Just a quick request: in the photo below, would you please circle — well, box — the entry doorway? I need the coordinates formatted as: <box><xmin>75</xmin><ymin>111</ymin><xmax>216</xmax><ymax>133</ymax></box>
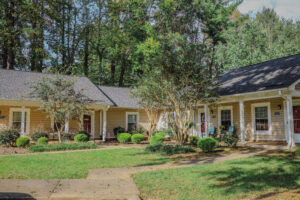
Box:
<box><xmin>294</xmin><ymin>106</ymin><xmax>300</xmax><ymax>143</ymax></box>
<box><xmin>198</xmin><ymin>109</ymin><xmax>206</xmax><ymax>137</ymax></box>
<box><xmin>83</xmin><ymin>114</ymin><xmax>91</xmax><ymax>133</ymax></box>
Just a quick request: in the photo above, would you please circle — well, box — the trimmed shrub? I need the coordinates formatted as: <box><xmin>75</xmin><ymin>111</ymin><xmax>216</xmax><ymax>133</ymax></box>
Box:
<box><xmin>74</xmin><ymin>134</ymin><xmax>89</xmax><ymax>142</ymax></box>
<box><xmin>76</xmin><ymin>130</ymin><xmax>90</xmax><ymax>140</ymax></box>
<box><xmin>31</xmin><ymin>131</ymin><xmax>48</xmax><ymax>141</ymax></box>
<box><xmin>131</xmin><ymin>134</ymin><xmax>145</xmax><ymax>144</ymax></box>
<box><xmin>197</xmin><ymin>137</ymin><xmax>219</xmax><ymax>152</ymax></box>
<box><xmin>16</xmin><ymin>137</ymin><xmax>30</xmax><ymax>148</ymax></box>
<box><xmin>117</xmin><ymin>133</ymin><xmax>132</xmax><ymax>143</ymax></box>
<box><xmin>189</xmin><ymin>136</ymin><xmax>199</xmax><ymax>146</ymax></box>
<box><xmin>37</xmin><ymin>137</ymin><xmax>48</xmax><ymax>145</ymax></box>
<box><xmin>145</xmin><ymin>144</ymin><xmax>195</xmax><ymax>155</ymax></box>
<box><xmin>150</xmin><ymin>135</ymin><xmax>164</xmax><ymax>145</ymax></box>
<box><xmin>223</xmin><ymin>135</ymin><xmax>238</xmax><ymax>147</ymax></box>
<box><xmin>154</xmin><ymin>132</ymin><xmax>165</xmax><ymax>138</ymax></box>
<box><xmin>0</xmin><ymin>129</ymin><xmax>20</xmax><ymax>146</ymax></box>
<box><xmin>28</xmin><ymin>142</ymin><xmax>97</xmax><ymax>152</ymax></box>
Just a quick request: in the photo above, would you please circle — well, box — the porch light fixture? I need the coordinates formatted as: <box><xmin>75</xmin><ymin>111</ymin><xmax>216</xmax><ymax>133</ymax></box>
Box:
<box><xmin>277</xmin><ymin>104</ymin><xmax>282</xmax><ymax>110</ymax></box>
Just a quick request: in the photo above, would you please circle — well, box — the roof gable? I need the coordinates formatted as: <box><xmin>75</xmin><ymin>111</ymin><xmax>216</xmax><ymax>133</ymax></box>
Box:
<box><xmin>0</xmin><ymin>69</ymin><xmax>112</xmax><ymax>105</ymax></box>
<box><xmin>218</xmin><ymin>54</ymin><xmax>300</xmax><ymax>96</ymax></box>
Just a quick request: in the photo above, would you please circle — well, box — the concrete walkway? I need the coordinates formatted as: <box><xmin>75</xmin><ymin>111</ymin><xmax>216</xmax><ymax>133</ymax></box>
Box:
<box><xmin>0</xmin><ymin>148</ymin><xmax>272</xmax><ymax>200</ymax></box>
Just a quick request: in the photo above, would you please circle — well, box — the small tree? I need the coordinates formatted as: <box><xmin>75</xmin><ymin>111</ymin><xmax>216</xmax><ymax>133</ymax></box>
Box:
<box><xmin>30</xmin><ymin>75</ymin><xmax>91</xmax><ymax>142</ymax></box>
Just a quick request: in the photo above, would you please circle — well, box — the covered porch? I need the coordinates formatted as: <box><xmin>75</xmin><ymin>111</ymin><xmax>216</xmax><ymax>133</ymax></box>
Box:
<box><xmin>192</xmin><ymin>89</ymin><xmax>300</xmax><ymax>148</ymax></box>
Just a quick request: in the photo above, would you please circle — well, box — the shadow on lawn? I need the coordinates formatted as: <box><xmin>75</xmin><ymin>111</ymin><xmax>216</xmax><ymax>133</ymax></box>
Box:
<box><xmin>0</xmin><ymin>192</ymin><xmax>36</xmax><ymax>200</ymax></box>
<box><xmin>204</xmin><ymin>156</ymin><xmax>300</xmax><ymax>199</ymax></box>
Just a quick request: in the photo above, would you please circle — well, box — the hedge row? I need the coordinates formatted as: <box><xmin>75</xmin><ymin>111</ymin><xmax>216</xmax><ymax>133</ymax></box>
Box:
<box><xmin>28</xmin><ymin>142</ymin><xmax>97</xmax><ymax>152</ymax></box>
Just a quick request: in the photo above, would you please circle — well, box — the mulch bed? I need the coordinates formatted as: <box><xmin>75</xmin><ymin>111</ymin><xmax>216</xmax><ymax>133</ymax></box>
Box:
<box><xmin>0</xmin><ymin>146</ymin><xmax>30</xmax><ymax>155</ymax></box>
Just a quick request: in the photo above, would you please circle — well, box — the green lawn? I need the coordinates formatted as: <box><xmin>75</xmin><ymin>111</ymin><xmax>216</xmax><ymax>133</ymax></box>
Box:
<box><xmin>0</xmin><ymin>148</ymin><xmax>170</xmax><ymax>179</ymax></box>
<box><xmin>133</xmin><ymin>156</ymin><xmax>300</xmax><ymax>200</ymax></box>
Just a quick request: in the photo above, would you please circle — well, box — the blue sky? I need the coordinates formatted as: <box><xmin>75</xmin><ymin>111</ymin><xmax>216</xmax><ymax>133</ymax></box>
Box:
<box><xmin>238</xmin><ymin>0</ymin><xmax>300</xmax><ymax>20</ymax></box>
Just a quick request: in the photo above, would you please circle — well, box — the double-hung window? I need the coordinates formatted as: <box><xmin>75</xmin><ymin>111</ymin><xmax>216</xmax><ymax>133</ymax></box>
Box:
<box><xmin>9</xmin><ymin>108</ymin><xmax>30</xmax><ymax>134</ymax></box>
<box><xmin>126</xmin><ymin>112</ymin><xmax>139</xmax><ymax>132</ymax></box>
<box><xmin>218</xmin><ymin>106</ymin><xmax>233</xmax><ymax>131</ymax></box>
<box><xmin>252</xmin><ymin>103</ymin><xmax>271</xmax><ymax>134</ymax></box>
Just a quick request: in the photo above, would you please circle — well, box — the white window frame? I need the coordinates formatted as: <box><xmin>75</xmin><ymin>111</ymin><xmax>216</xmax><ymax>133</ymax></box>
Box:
<box><xmin>9</xmin><ymin>108</ymin><xmax>31</xmax><ymax>134</ymax></box>
<box><xmin>218</xmin><ymin>106</ymin><xmax>233</xmax><ymax>130</ymax></box>
<box><xmin>126</xmin><ymin>112</ymin><xmax>139</xmax><ymax>131</ymax></box>
<box><xmin>251</xmin><ymin>102</ymin><xmax>272</xmax><ymax>135</ymax></box>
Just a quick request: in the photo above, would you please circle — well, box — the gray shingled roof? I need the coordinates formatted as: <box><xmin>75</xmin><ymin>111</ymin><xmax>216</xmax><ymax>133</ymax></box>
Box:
<box><xmin>97</xmin><ymin>86</ymin><xmax>140</xmax><ymax>108</ymax></box>
<box><xmin>0</xmin><ymin>69</ymin><xmax>113</xmax><ymax>105</ymax></box>
<box><xmin>219</xmin><ymin>54</ymin><xmax>300</xmax><ymax>96</ymax></box>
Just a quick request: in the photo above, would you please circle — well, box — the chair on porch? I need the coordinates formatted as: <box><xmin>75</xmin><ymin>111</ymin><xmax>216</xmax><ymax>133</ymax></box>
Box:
<box><xmin>226</xmin><ymin>126</ymin><xmax>235</xmax><ymax>136</ymax></box>
<box><xmin>208</xmin><ymin>126</ymin><xmax>216</xmax><ymax>137</ymax></box>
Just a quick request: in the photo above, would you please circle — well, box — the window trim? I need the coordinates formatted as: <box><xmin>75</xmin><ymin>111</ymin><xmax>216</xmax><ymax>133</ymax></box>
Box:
<box><xmin>218</xmin><ymin>106</ymin><xmax>233</xmax><ymax>130</ymax></box>
<box><xmin>126</xmin><ymin>112</ymin><xmax>139</xmax><ymax>131</ymax></box>
<box><xmin>251</xmin><ymin>102</ymin><xmax>272</xmax><ymax>135</ymax></box>
<box><xmin>9</xmin><ymin>108</ymin><xmax>31</xmax><ymax>134</ymax></box>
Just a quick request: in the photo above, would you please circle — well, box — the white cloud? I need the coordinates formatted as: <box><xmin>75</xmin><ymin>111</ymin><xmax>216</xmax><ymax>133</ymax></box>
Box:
<box><xmin>238</xmin><ymin>0</ymin><xmax>300</xmax><ymax>20</ymax></box>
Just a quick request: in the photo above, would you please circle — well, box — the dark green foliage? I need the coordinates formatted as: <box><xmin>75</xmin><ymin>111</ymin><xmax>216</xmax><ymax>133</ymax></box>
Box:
<box><xmin>145</xmin><ymin>144</ymin><xmax>163</xmax><ymax>153</ymax></box>
<box><xmin>74</xmin><ymin>134</ymin><xmax>89</xmax><ymax>142</ymax></box>
<box><xmin>150</xmin><ymin>135</ymin><xmax>164</xmax><ymax>145</ymax></box>
<box><xmin>197</xmin><ymin>138</ymin><xmax>219</xmax><ymax>152</ymax></box>
<box><xmin>154</xmin><ymin>132</ymin><xmax>165</xmax><ymax>138</ymax></box>
<box><xmin>223</xmin><ymin>135</ymin><xmax>238</xmax><ymax>147</ymax></box>
<box><xmin>0</xmin><ymin>129</ymin><xmax>20</xmax><ymax>147</ymax></box>
<box><xmin>145</xmin><ymin>144</ymin><xmax>195</xmax><ymax>155</ymax></box>
<box><xmin>31</xmin><ymin>131</ymin><xmax>48</xmax><ymax>141</ymax></box>
<box><xmin>37</xmin><ymin>137</ymin><xmax>48</xmax><ymax>145</ymax></box>
<box><xmin>117</xmin><ymin>133</ymin><xmax>132</xmax><ymax>143</ymax></box>
<box><xmin>132</xmin><ymin>128</ymin><xmax>145</xmax><ymax>134</ymax></box>
<box><xmin>165</xmin><ymin>128</ymin><xmax>173</xmax><ymax>139</ymax></box>
<box><xmin>113</xmin><ymin>127</ymin><xmax>126</xmax><ymax>136</ymax></box>
<box><xmin>189</xmin><ymin>136</ymin><xmax>200</xmax><ymax>146</ymax></box>
<box><xmin>16</xmin><ymin>137</ymin><xmax>30</xmax><ymax>148</ymax></box>
<box><xmin>28</xmin><ymin>143</ymin><xmax>98</xmax><ymax>152</ymax></box>
<box><xmin>131</xmin><ymin>134</ymin><xmax>145</xmax><ymax>144</ymax></box>
<box><xmin>76</xmin><ymin>130</ymin><xmax>90</xmax><ymax>140</ymax></box>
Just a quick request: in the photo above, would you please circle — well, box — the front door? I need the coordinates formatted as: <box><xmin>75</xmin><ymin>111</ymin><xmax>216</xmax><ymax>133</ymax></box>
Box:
<box><xmin>294</xmin><ymin>106</ymin><xmax>300</xmax><ymax>143</ymax></box>
<box><xmin>83</xmin><ymin>115</ymin><xmax>91</xmax><ymax>133</ymax></box>
<box><xmin>198</xmin><ymin>110</ymin><xmax>206</xmax><ymax>137</ymax></box>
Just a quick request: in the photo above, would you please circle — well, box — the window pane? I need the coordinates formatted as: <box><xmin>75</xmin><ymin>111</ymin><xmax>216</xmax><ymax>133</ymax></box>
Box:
<box><xmin>12</xmin><ymin>112</ymin><xmax>27</xmax><ymax>132</ymax></box>
<box><xmin>221</xmin><ymin>110</ymin><xmax>231</xmax><ymax>130</ymax></box>
<box><xmin>128</xmin><ymin>115</ymin><xmax>137</xmax><ymax>123</ymax></box>
<box><xmin>255</xmin><ymin>106</ymin><xmax>268</xmax><ymax>131</ymax></box>
<box><xmin>13</xmin><ymin>112</ymin><xmax>21</xmax><ymax>122</ymax></box>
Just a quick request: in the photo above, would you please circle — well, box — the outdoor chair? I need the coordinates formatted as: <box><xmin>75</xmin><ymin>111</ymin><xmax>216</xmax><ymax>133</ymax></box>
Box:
<box><xmin>226</xmin><ymin>126</ymin><xmax>235</xmax><ymax>136</ymax></box>
<box><xmin>208</xmin><ymin>126</ymin><xmax>216</xmax><ymax>137</ymax></box>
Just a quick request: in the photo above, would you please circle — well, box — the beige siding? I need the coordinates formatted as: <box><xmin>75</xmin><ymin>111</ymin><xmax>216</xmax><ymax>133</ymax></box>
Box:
<box><xmin>0</xmin><ymin>106</ymin><xmax>9</xmax><ymax>131</ymax></box>
<box><xmin>106</xmin><ymin>108</ymin><xmax>150</xmax><ymax>135</ymax></box>
<box><xmin>30</xmin><ymin>107</ymin><xmax>52</xmax><ymax>133</ymax></box>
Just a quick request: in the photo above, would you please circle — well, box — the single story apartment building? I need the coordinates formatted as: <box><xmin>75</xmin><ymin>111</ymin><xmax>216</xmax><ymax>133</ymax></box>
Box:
<box><xmin>0</xmin><ymin>54</ymin><xmax>299</xmax><ymax>146</ymax></box>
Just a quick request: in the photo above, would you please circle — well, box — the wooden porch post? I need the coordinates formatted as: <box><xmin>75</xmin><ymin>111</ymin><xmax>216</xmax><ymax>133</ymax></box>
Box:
<box><xmin>21</xmin><ymin>106</ymin><xmax>25</xmax><ymax>136</ymax></box>
<box><xmin>65</xmin><ymin>118</ymin><xmax>69</xmax><ymax>133</ymax></box>
<box><xmin>286</xmin><ymin>95</ymin><xmax>295</xmax><ymax>149</ymax></box>
<box><xmin>204</xmin><ymin>104</ymin><xmax>209</xmax><ymax>137</ymax></box>
<box><xmin>102</xmin><ymin>110</ymin><xmax>107</xmax><ymax>142</ymax></box>
<box><xmin>239</xmin><ymin>100</ymin><xmax>245</xmax><ymax>144</ymax></box>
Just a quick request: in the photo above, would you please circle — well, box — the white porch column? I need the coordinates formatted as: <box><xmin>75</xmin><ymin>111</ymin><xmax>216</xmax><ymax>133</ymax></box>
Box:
<box><xmin>204</xmin><ymin>104</ymin><xmax>209</xmax><ymax>137</ymax></box>
<box><xmin>239</xmin><ymin>100</ymin><xmax>245</xmax><ymax>145</ymax></box>
<box><xmin>91</xmin><ymin>111</ymin><xmax>95</xmax><ymax>139</ymax></box>
<box><xmin>21</xmin><ymin>106</ymin><xmax>25</xmax><ymax>136</ymax></box>
<box><xmin>286</xmin><ymin>95</ymin><xmax>295</xmax><ymax>149</ymax></box>
<box><xmin>65</xmin><ymin>118</ymin><xmax>69</xmax><ymax>133</ymax></box>
<box><xmin>102</xmin><ymin>110</ymin><xmax>107</xmax><ymax>142</ymax></box>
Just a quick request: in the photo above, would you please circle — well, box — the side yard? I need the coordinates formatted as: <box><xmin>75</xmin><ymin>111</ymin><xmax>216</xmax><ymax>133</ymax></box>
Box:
<box><xmin>133</xmin><ymin>154</ymin><xmax>300</xmax><ymax>200</ymax></box>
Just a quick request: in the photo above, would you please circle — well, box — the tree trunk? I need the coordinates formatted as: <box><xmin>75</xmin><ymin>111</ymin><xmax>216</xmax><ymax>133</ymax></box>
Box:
<box><xmin>119</xmin><ymin>55</ymin><xmax>126</xmax><ymax>87</ymax></box>
<box><xmin>6</xmin><ymin>1</ymin><xmax>15</xmax><ymax>69</ymax></box>
<box><xmin>110</xmin><ymin>59</ymin><xmax>115</xmax><ymax>84</ymax></box>
<box><xmin>1</xmin><ymin>41</ymin><xmax>8</xmax><ymax>69</ymax></box>
<box><xmin>83</xmin><ymin>27</ymin><xmax>89</xmax><ymax>76</ymax></box>
<box><xmin>97</xmin><ymin>48</ymin><xmax>103</xmax><ymax>85</ymax></box>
